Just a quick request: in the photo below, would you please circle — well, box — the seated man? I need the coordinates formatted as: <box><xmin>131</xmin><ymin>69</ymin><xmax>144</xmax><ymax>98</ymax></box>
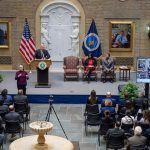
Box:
<box><xmin>101</xmin><ymin>53</ymin><xmax>115</xmax><ymax>83</ymax></box>
<box><xmin>83</xmin><ymin>54</ymin><xmax>97</xmax><ymax>82</ymax></box>
<box><xmin>4</xmin><ymin>105</ymin><xmax>23</xmax><ymax>138</ymax></box>
<box><xmin>106</xmin><ymin>121</ymin><xmax>124</xmax><ymax>141</ymax></box>
<box><xmin>5</xmin><ymin>105</ymin><xmax>23</xmax><ymax>122</ymax></box>
<box><xmin>126</xmin><ymin>126</ymin><xmax>147</xmax><ymax>150</ymax></box>
<box><xmin>101</xmin><ymin>92</ymin><xmax>117</xmax><ymax>107</ymax></box>
<box><xmin>14</xmin><ymin>89</ymin><xmax>30</xmax><ymax>117</ymax></box>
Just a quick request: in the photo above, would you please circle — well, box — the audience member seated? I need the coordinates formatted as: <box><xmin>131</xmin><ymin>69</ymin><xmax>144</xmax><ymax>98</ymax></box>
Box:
<box><xmin>121</xmin><ymin>110</ymin><xmax>135</xmax><ymax>125</ymax></box>
<box><xmin>98</xmin><ymin>111</ymin><xmax>115</xmax><ymax>145</ymax></box>
<box><xmin>0</xmin><ymin>89</ymin><xmax>13</xmax><ymax>106</ymax></box>
<box><xmin>138</xmin><ymin>110</ymin><xmax>150</xmax><ymax>125</ymax></box>
<box><xmin>14</xmin><ymin>89</ymin><xmax>30</xmax><ymax>115</ymax></box>
<box><xmin>119</xmin><ymin>100</ymin><xmax>135</xmax><ymax>118</ymax></box>
<box><xmin>101</xmin><ymin>91</ymin><xmax>116</xmax><ymax>107</ymax></box>
<box><xmin>126</xmin><ymin>126</ymin><xmax>147</xmax><ymax>150</ymax></box>
<box><xmin>4</xmin><ymin>105</ymin><xmax>23</xmax><ymax>138</ymax></box>
<box><xmin>101</xmin><ymin>110</ymin><xmax>114</xmax><ymax>125</ymax></box>
<box><xmin>0</xmin><ymin>117</ymin><xmax>4</xmax><ymax>134</ymax></box>
<box><xmin>83</xmin><ymin>54</ymin><xmax>97</xmax><ymax>83</ymax></box>
<box><xmin>106</xmin><ymin>121</ymin><xmax>125</xmax><ymax>149</ymax></box>
<box><xmin>145</xmin><ymin>124</ymin><xmax>150</xmax><ymax>146</ymax></box>
<box><xmin>134</xmin><ymin>112</ymin><xmax>143</xmax><ymax>126</ymax></box>
<box><xmin>0</xmin><ymin>100</ymin><xmax>8</xmax><ymax>114</ymax></box>
<box><xmin>100</xmin><ymin>99</ymin><xmax>116</xmax><ymax>118</ymax></box>
<box><xmin>101</xmin><ymin>53</ymin><xmax>115</xmax><ymax>83</ymax></box>
<box><xmin>0</xmin><ymin>100</ymin><xmax>8</xmax><ymax>121</ymax></box>
<box><xmin>134</xmin><ymin>92</ymin><xmax>148</xmax><ymax>113</ymax></box>
<box><xmin>87</xmin><ymin>90</ymin><xmax>98</xmax><ymax>105</ymax></box>
<box><xmin>117</xmin><ymin>92</ymin><xmax>130</xmax><ymax>114</ymax></box>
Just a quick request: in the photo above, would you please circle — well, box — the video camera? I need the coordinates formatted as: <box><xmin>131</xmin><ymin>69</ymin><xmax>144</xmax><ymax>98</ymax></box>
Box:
<box><xmin>48</xmin><ymin>95</ymin><xmax>54</xmax><ymax>104</ymax></box>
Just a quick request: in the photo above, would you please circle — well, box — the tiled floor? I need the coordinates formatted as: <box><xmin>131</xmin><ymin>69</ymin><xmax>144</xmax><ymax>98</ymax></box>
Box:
<box><xmin>4</xmin><ymin>104</ymin><xmax>105</xmax><ymax>150</ymax></box>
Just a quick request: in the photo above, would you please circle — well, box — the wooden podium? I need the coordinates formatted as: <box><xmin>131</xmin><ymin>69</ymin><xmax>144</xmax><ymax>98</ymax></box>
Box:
<box><xmin>34</xmin><ymin>59</ymin><xmax>52</xmax><ymax>88</ymax></box>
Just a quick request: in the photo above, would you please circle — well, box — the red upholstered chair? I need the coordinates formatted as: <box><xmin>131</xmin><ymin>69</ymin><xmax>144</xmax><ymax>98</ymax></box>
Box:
<box><xmin>81</xmin><ymin>57</ymin><xmax>98</xmax><ymax>81</ymax></box>
<box><xmin>63</xmin><ymin>56</ymin><xmax>79</xmax><ymax>81</ymax></box>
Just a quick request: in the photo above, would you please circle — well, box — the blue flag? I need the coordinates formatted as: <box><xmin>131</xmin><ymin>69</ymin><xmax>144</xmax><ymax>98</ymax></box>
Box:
<box><xmin>82</xmin><ymin>20</ymin><xmax>102</xmax><ymax>57</ymax></box>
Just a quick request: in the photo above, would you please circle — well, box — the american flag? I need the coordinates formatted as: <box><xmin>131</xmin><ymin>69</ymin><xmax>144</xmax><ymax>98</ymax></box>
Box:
<box><xmin>19</xmin><ymin>18</ymin><xmax>36</xmax><ymax>64</ymax></box>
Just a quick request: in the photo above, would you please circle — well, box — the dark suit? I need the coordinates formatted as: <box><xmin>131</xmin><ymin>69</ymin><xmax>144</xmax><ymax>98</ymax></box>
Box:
<box><xmin>5</xmin><ymin>111</ymin><xmax>23</xmax><ymax>122</ymax></box>
<box><xmin>126</xmin><ymin>135</ymin><xmax>147</xmax><ymax>150</ymax></box>
<box><xmin>101</xmin><ymin>117</ymin><xmax>114</xmax><ymax>124</ymax></box>
<box><xmin>14</xmin><ymin>94</ymin><xmax>30</xmax><ymax>115</ymax></box>
<box><xmin>14</xmin><ymin>95</ymin><xmax>28</xmax><ymax>104</ymax></box>
<box><xmin>106</xmin><ymin>127</ymin><xmax>124</xmax><ymax>140</ymax></box>
<box><xmin>34</xmin><ymin>49</ymin><xmax>50</xmax><ymax>59</ymax></box>
<box><xmin>0</xmin><ymin>105</ymin><xmax>8</xmax><ymax>113</ymax></box>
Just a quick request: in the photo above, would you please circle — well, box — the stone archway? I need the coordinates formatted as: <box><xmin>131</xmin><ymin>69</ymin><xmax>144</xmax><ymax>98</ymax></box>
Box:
<box><xmin>41</xmin><ymin>2</ymin><xmax>80</xmax><ymax>61</ymax></box>
<box><xmin>36</xmin><ymin>0</ymin><xmax>85</xmax><ymax>71</ymax></box>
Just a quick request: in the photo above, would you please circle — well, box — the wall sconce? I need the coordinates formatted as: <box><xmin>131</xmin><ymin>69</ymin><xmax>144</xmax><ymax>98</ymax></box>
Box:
<box><xmin>147</xmin><ymin>24</ymin><xmax>150</xmax><ymax>38</ymax></box>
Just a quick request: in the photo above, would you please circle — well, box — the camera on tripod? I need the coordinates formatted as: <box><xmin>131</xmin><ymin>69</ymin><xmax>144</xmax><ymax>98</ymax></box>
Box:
<box><xmin>46</xmin><ymin>94</ymin><xmax>68</xmax><ymax>139</ymax></box>
<box><xmin>48</xmin><ymin>95</ymin><xmax>54</xmax><ymax>104</ymax></box>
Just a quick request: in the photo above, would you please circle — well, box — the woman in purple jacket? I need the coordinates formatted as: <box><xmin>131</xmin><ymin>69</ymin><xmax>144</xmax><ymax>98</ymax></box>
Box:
<box><xmin>15</xmin><ymin>64</ymin><xmax>29</xmax><ymax>95</ymax></box>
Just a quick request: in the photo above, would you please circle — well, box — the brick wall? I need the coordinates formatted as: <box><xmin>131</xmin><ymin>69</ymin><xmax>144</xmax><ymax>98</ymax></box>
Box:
<box><xmin>0</xmin><ymin>0</ymin><xmax>150</xmax><ymax>69</ymax></box>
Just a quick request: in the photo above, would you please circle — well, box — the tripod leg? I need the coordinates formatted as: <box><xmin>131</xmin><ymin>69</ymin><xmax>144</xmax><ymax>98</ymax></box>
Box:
<box><xmin>45</xmin><ymin>104</ymin><xmax>52</xmax><ymax>122</ymax></box>
<box><xmin>51</xmin><ymin>105</ymin><xmax>68</xmax><ymax>139</ymax></box>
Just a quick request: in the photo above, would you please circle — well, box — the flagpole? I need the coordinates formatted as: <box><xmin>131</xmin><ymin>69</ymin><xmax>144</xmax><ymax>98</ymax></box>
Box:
<box><xmin>29</xmin><ymin>64</ymin><xmax>32</xmax><ymax>73</ymax></box>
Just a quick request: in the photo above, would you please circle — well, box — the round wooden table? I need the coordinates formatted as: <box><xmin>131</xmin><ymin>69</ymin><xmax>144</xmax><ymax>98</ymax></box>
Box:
<box><xmin>9</xmin><ymin>135</ymin><xmax>74</xmax><ymax>150</ymax></box>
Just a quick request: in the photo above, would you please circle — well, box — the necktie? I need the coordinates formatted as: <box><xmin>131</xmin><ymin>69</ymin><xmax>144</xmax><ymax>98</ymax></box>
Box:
<box><xmin>121</xmin><ymin>36</ymin><xmax>123</xmax><ymax>42</ymax></box>
<box><xmin>40</xmin><ymin>50</ymin><xmax>44</xmax><ymax>59</ymax></box>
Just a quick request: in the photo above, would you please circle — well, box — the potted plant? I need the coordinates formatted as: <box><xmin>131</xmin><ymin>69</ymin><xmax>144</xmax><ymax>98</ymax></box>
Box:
<box><xmin>120</xmin><ymin>81</ymin><xmax>139</xmax><ymax>101</ymax></box>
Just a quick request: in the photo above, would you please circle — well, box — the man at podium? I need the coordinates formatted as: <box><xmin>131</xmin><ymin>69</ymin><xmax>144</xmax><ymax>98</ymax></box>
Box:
<box><xmin>34</xmin><ymin>44</ymin><xmax>50</xmax><ymax>59</ymax></box>
<box><xmin>34</xmin><ymin>44</ymin><xmax>51</xmax><ymax>87</ymax></box>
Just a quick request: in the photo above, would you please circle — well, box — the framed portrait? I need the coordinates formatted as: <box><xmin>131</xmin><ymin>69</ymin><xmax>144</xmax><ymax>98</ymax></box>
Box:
<box><xmin>109</xmin><ymin>21</ymin><xmax>134</xmax><ymax>52</ymax></box>
<box><xmin>0</xmin><ymin>21</ymin><xmax>9</xmax><ymax>48</ymax></box>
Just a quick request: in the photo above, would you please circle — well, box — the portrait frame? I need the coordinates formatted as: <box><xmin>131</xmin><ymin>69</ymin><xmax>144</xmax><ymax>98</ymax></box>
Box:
<box><xmin>109</xmin><ymin>21</ymin><xmax>134</xmax><ymax>52</ymax></box>
<box><xmin>0</xmin><ymin>21</ymin><xmax>9</xmax><ymax>48</ymax></box>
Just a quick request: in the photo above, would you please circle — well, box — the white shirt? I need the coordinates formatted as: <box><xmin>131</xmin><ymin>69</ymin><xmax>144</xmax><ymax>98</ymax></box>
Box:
<box><xmin>121</xmin><ymin>115</ymin><xmax>134</xmax><ymax>124</ymax></box>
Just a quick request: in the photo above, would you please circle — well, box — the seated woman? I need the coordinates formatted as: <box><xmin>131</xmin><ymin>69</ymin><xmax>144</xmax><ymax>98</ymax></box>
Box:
<box><xmin>101</xmin><ymin>91</ymin><xmax>116</xmax><ymax>107</ymax></box>
<box><xmin>87</xmin><ymin>90</ymin><xmax>98</xmax><ymax>105</ymax></box>
<box><xmin>101</xmin><ymin>110</ymin><xmax>114</xmax><ymax>125</ymax></box>
<box><xmin>100</xmin><ymin>99</ymin><xmax>116</xmax><ymax>118</ymax></box>
<box><xmin>84</xmin><ymin>54</ymin><xmax>97</xmax><ymax>82</ymax></box>
<box><xmin>138</xmin><ymin>110</ymin><xmax>150</xmax><ymax>125</ymax></box>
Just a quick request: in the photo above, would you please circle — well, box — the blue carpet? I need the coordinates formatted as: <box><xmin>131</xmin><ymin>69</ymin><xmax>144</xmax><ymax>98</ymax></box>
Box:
<box><xmin>12</xmin><ymin>94</ymin><xmax>120</xmax><ymax>104</ymax></box>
